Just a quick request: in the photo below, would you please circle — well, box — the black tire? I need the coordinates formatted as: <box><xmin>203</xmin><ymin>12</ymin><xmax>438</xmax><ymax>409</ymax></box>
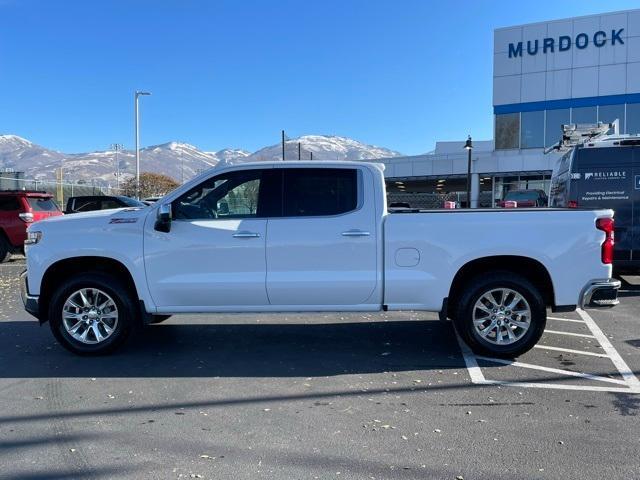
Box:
<box><xmin>0</xmin><ymin>235</ymin><xmax>10</xmax><ymax>263</ymax></box>
<box><xmin>453</xmin><ymin>271</ymin><xmax>546</xmax><ymax>358</ymax></box>
<box><xmin>48</xmin><ymin>272</ymin><xmax>138</xmax><ymax>355</ymax></box>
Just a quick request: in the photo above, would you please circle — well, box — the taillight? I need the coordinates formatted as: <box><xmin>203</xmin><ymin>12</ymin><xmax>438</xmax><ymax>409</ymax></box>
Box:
<box><xmin>567</xmin><ymin>200</ymin><xmax>578</xmax><ymax>208</ymax></box>
<box><xmin>18</xmin><ymin>212</ymin><xmax>34</xmax><ymax>223</ymax></box>
<box><xmin>596</xmin><ymin>217</ymin><xmax>614</xmax><ymax>265</ymax></box>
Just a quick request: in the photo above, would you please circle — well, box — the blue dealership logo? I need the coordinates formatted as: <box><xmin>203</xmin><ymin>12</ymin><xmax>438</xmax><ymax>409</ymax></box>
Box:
<box><xmin>508</xmin><ymin>29</ymin><xmax>624</xmax><ymax>58</ymax></box>
<box><xmin>635</xmin><ymin>175</ymin><xmax>640</xmax><ymax>190</ymax></box>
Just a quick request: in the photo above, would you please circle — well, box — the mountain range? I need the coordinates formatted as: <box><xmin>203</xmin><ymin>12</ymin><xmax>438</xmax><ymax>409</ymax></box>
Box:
<box><xmin>0</xmin><ymin>134</ymin><xmax>402</xmax><ymax>186</ymax></box>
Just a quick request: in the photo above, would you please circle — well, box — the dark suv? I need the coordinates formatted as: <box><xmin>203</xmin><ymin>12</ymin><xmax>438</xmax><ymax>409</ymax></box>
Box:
<box><xmin>64</xmin><ymin>195</ymin><xmax>145</xmax><ymax>214</ymax></box>
<box><xmin>0</xmin><ymin>191</ymin><xmax>63</xmax><ymax>262</ymax></box>
<box><xmin>498</xmin><ymin>189</ymin><xmax>548</xmax><ymax>208</ymax></box>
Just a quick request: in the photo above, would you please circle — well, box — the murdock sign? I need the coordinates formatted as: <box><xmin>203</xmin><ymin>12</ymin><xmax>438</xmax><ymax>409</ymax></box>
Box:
<box><xmin>508</xmin><ymin>29</ymin><xmax>624</xmax><ymax>58</ymax></box>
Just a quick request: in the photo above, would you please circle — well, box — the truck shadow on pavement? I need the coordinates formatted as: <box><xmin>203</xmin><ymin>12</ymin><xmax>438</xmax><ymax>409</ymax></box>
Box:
<box><xmin>0</xmin><ymin>319</ymin><xmax>472</xmax><ymax>378</ymax></box>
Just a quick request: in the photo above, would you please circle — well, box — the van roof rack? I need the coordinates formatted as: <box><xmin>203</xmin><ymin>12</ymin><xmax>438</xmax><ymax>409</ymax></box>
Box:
<box><xmin>545</xmin><ymin>119</ymin><xmax>619</xmax><ymax>153</ymax></box>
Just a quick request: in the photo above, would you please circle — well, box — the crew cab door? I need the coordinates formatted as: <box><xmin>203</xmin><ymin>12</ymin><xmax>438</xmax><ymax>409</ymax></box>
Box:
<box><xmin>144</xmin><ymin>168</ymin><xmax>279</xmax><ymax>310</ymax></box>
<box><xmin>265</xmin><ymin>166</ymin><xmax>379</xmax><ymax>306</ymax></box>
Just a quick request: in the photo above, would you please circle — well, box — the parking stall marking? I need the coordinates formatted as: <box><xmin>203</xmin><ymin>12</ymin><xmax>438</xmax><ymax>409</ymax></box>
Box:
<box><xmin>457</xmin><ymin>309</ymin><xmax>640</xmax><ymax>394</ymax></box>
<box><xmin>473</xmin><ymin>355</ymin><xmax>629</xmax><ymax>386</ymax></box>
<box><xmin>533</xmin><ymin>345</ymin><xmax>610</xmax><ymax>358</ymax></box>
<box><xmin>576</xmin><ymin>308</ymin><xmax>640</xmax><ymax>390</ymax></box>
<box><xmin>547</xmin><ymin>316</ymin><xmax>587</xmax><ymax>324</ymax></box>
<box><xmin>543</xmin><ymin>329</ymin><xmax>596</xmax><ymax>339</ymax></box>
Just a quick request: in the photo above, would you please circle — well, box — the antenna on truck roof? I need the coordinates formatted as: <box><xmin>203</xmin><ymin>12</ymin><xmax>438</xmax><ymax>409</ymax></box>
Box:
<box><xmin>544</xmin><ymin>120</ymin><xmax>618</xmax><ymax>154</ymax></box>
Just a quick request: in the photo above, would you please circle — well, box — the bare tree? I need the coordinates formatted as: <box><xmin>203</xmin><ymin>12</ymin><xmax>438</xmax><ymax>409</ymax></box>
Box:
<box><xmin>122</xmin><ymin>172</ymin><xmax>179</xmax><ymax>199</ymax></box>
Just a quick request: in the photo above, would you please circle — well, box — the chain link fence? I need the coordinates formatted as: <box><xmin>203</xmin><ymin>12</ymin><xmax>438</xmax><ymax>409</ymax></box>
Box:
<box><xmin>387</xmin><ymin>191</ymin><xmax>494</xmax><ymax>209</ymax></box>
<box><xmin>0</xmin><ymin>175</ymin><xmax>124</xmax><ymax>206</ymax></box>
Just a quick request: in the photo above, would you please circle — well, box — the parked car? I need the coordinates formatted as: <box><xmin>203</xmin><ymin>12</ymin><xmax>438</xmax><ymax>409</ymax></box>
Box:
<box><xmin>64</xmin><ymin>195</ymin><xmax>145</xmax><ymax>214</ymax></box>
<box><xmin>0</xmin><ymin>190</ymin><xmax>62</xmax><ymax>262</ymax></box>
<box><xmin>550</xmin><ymin>136</ymin><xmax>640</xmax><ymax>272</ymax></box>
<box><xmin>142</xmin><ymin>196</ymin><xmax>161</xmax><ymax>205</ymax></box>
<box><xmin>21</xmin><ymin>162</ymin><xmax>619</xmax><ymax>357</ymax></box>
<box><xmin>497</xmin><ymin>189</ymin><xmax>548</xmax><ymax>208</ymax></box>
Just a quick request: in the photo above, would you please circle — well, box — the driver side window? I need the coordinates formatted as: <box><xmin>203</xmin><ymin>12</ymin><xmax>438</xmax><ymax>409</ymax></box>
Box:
<box><xmin>173</xmin><ymin>170</ymin><xmax>264</xmax><ymax>220</ymax></box>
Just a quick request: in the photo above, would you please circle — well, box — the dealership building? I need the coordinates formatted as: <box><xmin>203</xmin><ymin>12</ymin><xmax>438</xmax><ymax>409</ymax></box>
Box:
<box><xmin>372</xmin><ymin>8</ymin><xmax>640</xmax><ymax>208</ymax></box>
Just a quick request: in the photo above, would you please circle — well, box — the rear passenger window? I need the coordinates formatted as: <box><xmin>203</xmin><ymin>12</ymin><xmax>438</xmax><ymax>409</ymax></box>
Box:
<box><xmin>27</xmin><ymin>197</ymin><xmax>60</xmax><ymax>212</ymax></box>
<box><xmin>0</xmin><ymin>197</ymin><xmax>20</xmax><ymax>211</ymax></box>
<box><xmin>101</xmin><ymin>200</ymin><xmax>121</xmax><ymax>210</ymax></box>
<box><xmin>283</xmin><ymin>168</ymin><xmax>358</xmax><ymax>217</ymax></box>
<box><xmin>75</xmin><ymin>200</ymin><xmax>100</xmax><ymax>212</ymax></box>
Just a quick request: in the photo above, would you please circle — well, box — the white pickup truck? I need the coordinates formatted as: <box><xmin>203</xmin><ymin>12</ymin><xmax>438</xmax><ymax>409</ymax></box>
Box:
<box><xmin>21</xmin><ymin>161</ymin><xmax>620</xmax><ymax>357</ymax></box>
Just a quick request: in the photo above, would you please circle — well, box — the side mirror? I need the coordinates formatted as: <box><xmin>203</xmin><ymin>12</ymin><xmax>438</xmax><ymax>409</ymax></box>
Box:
<box><xmin>155</xmin><ymin>203</ymin><xmax>172</xmax><ymax>233</ymax></box>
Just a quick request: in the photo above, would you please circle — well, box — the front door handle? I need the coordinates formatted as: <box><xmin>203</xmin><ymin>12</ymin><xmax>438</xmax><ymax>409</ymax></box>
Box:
<box><xmin>341</xmin><ymin>229</ymin><xmax>371</xmax><ymax>237</ymax></box>
<box><xmin>233</xmin><ymin>231</ymin><xmax>261</xmax><ymax>238</ymax></box>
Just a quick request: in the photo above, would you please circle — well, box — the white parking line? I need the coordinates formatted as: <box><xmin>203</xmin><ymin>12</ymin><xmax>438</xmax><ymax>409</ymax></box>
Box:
<box><xmin>576</xmin><ymin>309</ymin><xmax>640</xmax><ymax>390</ymax></box>
<box><xmin>544</xmin><ymin>329</ymin><xmax>596</xmax><ymax>338</ymax></box>
<box><xmin>457</xmin><ymin>308</ymin><xmax>640</xmax><ymax>394</ymax></box>
<box><xmin>547</xmin><ymin>316</ymin><xmax>585</xmax><ymax>324</ymax></box>
<box><xmin>475</xmin><ymin>355</ymin><xmax>628</xmax><ymax>386</ymax></box>
<box><xmin>533</xmin><ymin>345</ymin><xmax>609</xmax><ymax>358</ymax></box>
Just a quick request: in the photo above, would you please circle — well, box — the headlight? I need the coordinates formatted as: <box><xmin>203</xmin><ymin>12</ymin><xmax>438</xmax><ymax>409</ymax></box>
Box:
<box><xmin>25</xmin><ymin>231</ymin><xmax>42</xmax><ymax>245</ymax></box>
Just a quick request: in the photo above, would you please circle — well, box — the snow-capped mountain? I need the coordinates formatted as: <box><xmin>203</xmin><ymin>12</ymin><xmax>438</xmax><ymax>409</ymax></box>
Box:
<box><xmin>0</xmin><ymin>135</ymin><xmax>65</xmax><ymax>174</ymax></box>
<box><xmin>244</xmin><ymin>135</ymin><xmax>402</xmax><ymax>164</ymax></box>
<box><xmin>0</xmin><ymin>134</ymin><xmax>402</xmax><ymax>185</ymax></box>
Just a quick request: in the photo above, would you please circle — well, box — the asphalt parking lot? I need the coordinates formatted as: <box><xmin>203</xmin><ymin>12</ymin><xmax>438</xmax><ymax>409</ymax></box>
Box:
<box><xmin>0</xmin><ymin>256</ymin><xmax>639</xmax><ymax>479</ymax></box>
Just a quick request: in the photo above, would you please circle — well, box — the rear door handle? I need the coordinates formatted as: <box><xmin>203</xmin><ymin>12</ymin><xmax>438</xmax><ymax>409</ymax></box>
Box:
<box><xmin>233</xmin><ymin>231</ymin><xmax>261</xmax><ymax>238</ymax></box>
<box><xmin>341</xmin><ymin>229</ymin><xmax>371</xmax><ymax>237</ymax></box>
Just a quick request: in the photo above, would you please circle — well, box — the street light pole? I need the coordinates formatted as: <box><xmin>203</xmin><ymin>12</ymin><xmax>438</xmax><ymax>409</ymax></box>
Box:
<box><xmin>464</xmin><ymin>135</ymin><xmax>473</xmax><ymax>208</ymax></box>
<box><xmin>110</xmin><ymin>143</ymin><xmax>124</xmax><ymax>191</ymax></box>
<box><xmin>281</xmin><ymin>130</ymin><xmax>285</xmax><ymax>161</ymax></box>
<box><xmin>134</xmin><ymin>90</ymin><xmax>151</xmax><ymax>199</ymax></box>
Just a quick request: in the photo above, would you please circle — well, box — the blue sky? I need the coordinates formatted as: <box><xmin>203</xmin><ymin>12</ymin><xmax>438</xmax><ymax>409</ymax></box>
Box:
<box><xmin>0</xmin><ymin>0</ymin><xmax>638</xmax><ymax>155</ymax></box>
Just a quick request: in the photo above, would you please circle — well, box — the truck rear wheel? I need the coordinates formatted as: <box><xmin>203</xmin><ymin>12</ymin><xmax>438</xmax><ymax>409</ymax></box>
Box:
<box><xmin>453</xmin><ymin>272</ymin><xmax>546</xmax><ymax>358</ymax></box>
<box><xmin>48</xmin><ymin>272</ymin><xmax>137</xmax><ymax>355</ymax></box>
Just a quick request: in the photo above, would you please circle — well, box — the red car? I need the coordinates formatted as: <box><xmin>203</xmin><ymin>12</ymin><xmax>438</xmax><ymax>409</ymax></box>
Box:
<box><xmin>0</xmin><ymin>191</ymin><xmax>63</xmax><ymax>262</ymax></box>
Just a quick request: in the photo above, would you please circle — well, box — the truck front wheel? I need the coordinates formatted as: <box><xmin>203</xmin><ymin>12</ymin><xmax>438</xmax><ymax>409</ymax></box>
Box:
<box><xmin>48</xmin><ymin>272</ymin><xmax>137</xmax><ymax>355</ymax></box>
<box><xmin>453</xmin><ymin>272</ymin><xmax>546</xmax><ymax>358</ymax></box>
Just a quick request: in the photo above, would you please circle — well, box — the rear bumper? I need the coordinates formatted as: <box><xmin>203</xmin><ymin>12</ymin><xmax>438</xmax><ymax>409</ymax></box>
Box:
<box><xmin>20</xmin><ymin>270</ymin><xmax>40</xmax><ymax>319</ymax></box>
<box><xmin>580</xmin><ymin>278</ymin><xmax>621</xmax><ymax>308</ymax></box>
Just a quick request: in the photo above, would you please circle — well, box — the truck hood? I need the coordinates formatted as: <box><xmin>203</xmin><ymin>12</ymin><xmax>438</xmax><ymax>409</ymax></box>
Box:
<box><xmin>29</xmin><ymin>207</ymin><xmax>148</xmax><ymax>231</ymax></box>
<box><xmin>46</xmin><ymin>207</ymin><xmax>144</xmax><ymax>221</ymax></box>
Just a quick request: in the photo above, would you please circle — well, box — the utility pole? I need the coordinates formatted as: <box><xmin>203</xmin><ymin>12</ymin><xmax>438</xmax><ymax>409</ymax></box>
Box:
<box><xmin>298</xmin><ymin>142</ymin><xmax>301</xmax><ymax>160</ymax></box>
<box><xmin>110</xmin><ymin>143</ymin><xmax>124</xmax><ymax>191</ymax></box>
<box><xmin>135</xmin><ymin>90</ymin><xmax>151</xmax><ymax>199</ymax></box>
<box><xmin>281</xmin><ymin>130</ymin><xmax>285</xmax><ymax>161</ymax></box>
<box><xmin>310</xmin><ymin>151</ymin><xmax>313</xmax><ymax>161</ymax></box>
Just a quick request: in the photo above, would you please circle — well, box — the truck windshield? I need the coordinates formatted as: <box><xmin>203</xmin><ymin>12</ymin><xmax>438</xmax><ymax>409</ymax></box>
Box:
<box><xmin>27</xmin><ymin>197</ymin><xmax>60</xmax><ymax>212</ymax></box>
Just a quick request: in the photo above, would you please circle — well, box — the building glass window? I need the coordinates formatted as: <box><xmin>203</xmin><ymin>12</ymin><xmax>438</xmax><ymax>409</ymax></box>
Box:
<box><xmin>545</xmin><ymin>108</ymin><xmax>570</xmax><ymax>147</ymax></box>
<box><xmin>627</xmin><ymin>103</ymin><xmax>640</xmax><ymax>135</ymax></box>
<box><xmin>495</xmin><ymin>113</ymin><xmax>520</xmax><ymax>150</ymax></box>
<box><xmin>520</xmin><ymin>110</ymin><xmax>544</xmax><ymax>149</ymax></box>
<box><xmin>598</xmin><ymin>104</ymin><xmax>625</xmax><ymax>134</ymax></box>
<box><xmin>571</xmin><ymin>106</ymin><xmax>597</xmax><ymax>124</ymax></box>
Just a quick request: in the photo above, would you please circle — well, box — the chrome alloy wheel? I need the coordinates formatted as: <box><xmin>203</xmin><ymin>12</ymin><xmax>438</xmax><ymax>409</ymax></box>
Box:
<box><xmin>62</xmin><ymin>288</ymin><xmax>119</xmax><ymax>344</ymax></box>
<box><xmin>472</xmin><ymin>288</ymin><xmax>531</xmax><ymax>345</ymax></box>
